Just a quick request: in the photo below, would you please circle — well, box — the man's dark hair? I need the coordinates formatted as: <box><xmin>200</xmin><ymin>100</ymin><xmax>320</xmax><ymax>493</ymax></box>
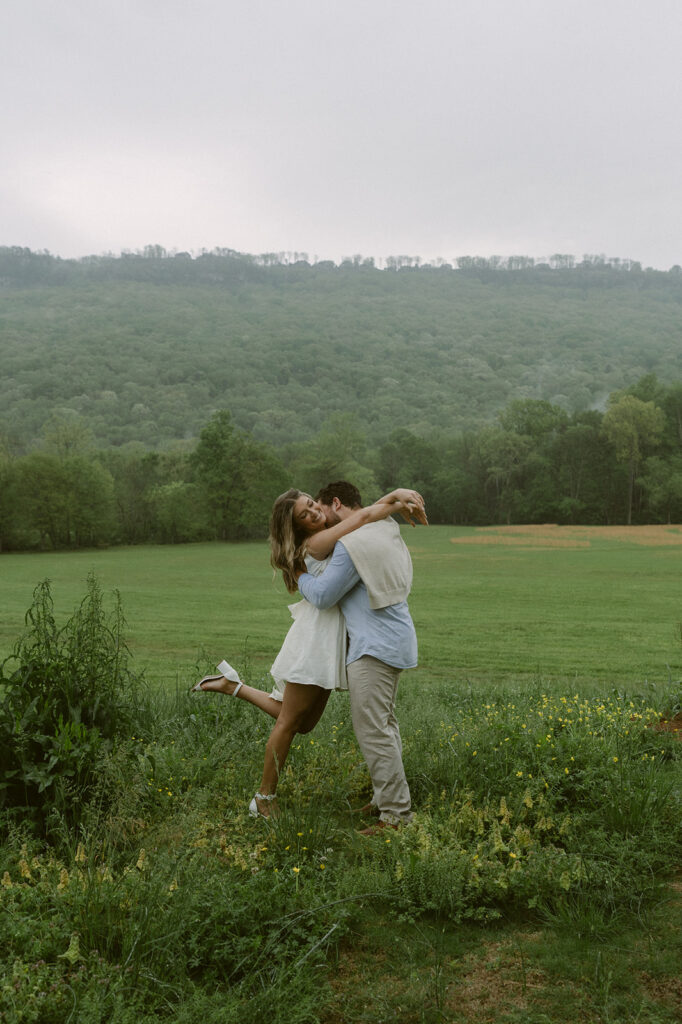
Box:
<box><xmin>315</xmin><ymin>480</ymin><xmax>362</xmax><ymax>509</ymax></box>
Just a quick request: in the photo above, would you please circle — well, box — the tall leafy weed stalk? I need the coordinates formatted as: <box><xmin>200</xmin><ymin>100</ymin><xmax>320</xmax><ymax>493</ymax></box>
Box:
<box><xmin>0</xmin><ymin>574</ymin><xmax>151</xmax><ymax>833</ymax></box>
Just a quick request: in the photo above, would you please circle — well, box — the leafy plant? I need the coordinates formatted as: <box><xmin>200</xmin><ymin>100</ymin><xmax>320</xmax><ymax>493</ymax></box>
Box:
<box><xmin>0</xmin><ymin>575</ymin><xmax>149</xmax><ymax>831</ymax></box>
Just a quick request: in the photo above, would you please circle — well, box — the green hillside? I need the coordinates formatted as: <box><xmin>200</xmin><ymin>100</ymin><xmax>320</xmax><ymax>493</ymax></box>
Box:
<box><xmin>2</xmin><ymin>247</ymin><xmax>681</xmax><ymax>450</ymax></box>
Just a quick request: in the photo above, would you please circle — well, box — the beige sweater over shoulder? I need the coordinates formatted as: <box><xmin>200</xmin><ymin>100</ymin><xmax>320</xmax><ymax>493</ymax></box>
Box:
<box><xmin>340</xmin><ymin>519</ymin><xmax>413</xmax><ymax>610</ymax></box>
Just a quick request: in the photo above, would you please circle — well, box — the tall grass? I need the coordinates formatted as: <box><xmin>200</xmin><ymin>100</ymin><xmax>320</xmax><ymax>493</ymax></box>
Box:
<box><xmin>1</xmin><ymin>551</ymin><xmax>681</xmax><ymax>1022</ymax></box>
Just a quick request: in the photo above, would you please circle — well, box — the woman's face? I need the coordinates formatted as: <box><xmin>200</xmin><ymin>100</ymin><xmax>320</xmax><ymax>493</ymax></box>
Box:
<box><xmin>293</xmin><ymin>494</ymin><xmax>326</xmax><ymax>535</ymax></box>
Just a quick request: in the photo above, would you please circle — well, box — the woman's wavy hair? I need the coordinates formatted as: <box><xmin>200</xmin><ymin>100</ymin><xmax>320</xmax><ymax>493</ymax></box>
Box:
<box><xmin>269</xmin><ymin>488</ymin><xmax>310</xmax><ymax>594</ymax></box>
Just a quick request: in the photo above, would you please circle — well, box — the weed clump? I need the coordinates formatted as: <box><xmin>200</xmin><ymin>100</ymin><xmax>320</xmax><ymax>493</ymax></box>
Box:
<box><xmin>0</xmin><ymin>575</ymin><xmax>149</xmax><ymax>832</ymax></box>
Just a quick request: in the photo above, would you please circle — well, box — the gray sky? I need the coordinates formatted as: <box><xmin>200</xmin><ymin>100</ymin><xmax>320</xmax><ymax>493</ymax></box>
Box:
<box><xmin>2</xmin><ymin>0</ymin><xmax>681</xmax><ymax>267</ymax></box>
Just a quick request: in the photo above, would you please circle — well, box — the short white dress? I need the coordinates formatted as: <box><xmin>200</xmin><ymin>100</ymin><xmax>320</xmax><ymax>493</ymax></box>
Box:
<box><xmin>269</xmin><ymin>554</ymin><xmax>348</xmax><ymax>702</ymax></box>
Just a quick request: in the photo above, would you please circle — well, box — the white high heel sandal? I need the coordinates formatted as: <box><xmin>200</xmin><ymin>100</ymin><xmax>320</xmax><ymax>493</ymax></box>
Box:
<box><xmin>249</xmin><ymin>793</ymin><xmax>277</xmax><ymax>818</ymax></box>
<box><xmin>191</xmin><ymin>659</ymin><xmax>243</xmax><ymax>695</ymax></box>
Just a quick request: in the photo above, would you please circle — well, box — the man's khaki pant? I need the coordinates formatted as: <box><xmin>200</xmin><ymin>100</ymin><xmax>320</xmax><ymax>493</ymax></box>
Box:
<box><xmin>346</xmin><ymin>655</ymin><xmax>413</xmax><ymax>824</ymax></box>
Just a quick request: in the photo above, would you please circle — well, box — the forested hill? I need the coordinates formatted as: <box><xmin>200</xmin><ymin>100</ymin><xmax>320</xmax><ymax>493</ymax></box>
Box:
<box><xmin>1</xmin><ymin>246</ymin><xmax>682</xmax><ymax>451</ymax></box>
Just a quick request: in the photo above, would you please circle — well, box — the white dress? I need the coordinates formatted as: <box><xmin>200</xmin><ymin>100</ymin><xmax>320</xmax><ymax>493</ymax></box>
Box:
<box><xmin>269</xmin><ymin>554</ymin><xmax>348</xmax><ymax>702</ymax></box>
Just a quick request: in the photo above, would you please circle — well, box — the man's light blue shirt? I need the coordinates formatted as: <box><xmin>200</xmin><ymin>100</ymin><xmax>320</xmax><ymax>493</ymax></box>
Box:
<box><xmin>298</xmin><ymin>541</ymin><xmax>418</xmax><ymax>670</ymax></box>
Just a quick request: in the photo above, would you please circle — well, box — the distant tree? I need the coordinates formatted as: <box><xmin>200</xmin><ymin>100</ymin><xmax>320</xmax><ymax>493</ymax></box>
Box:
<box><xmin>13</xmin><ymin>453</ymin><xmax>115</xmax><ymax>548</ymax></box>
<box><xmin>639</xmin><ymin>455</ymin><xmax>682</xmax><ymax>524</ymax></box>
<box><xmin>150</xmin><ymin>481</ymin><xmax>207</xmax><ymax>543</ymax></box>
<box><xmin>288</xmin><ymin>414</ymin><xmax>378</xmax><ymax>499</ymax></box>
<box><xmin>0</xmin><ymin>456</ymin><xmax>18</xmax><ymax>551</ymax></box>
<box><xmin>375</xmin><ymin>429</ymin><xmax>443</xmax><ymax>516</ymax></box>
<box><xmin>498</xmin><ymin>399</ymin><xmax>567</xmax><ymax>440</ymax></box>
<box><xmin>602</xmin><ymin>394</ymin><xmax>665</xmax><ymax>524</ymax></box>
<box><xmin>190</xmin><ymin>410</ymin><xmax>288</xmax><ymax>539</ymax></box>
<box><xmin>477</xmin><ymin>427</ymin><xmax>532</xmax><ymax>524</ymax></box>
<box><xmin>41</xmin><ymin>411</ymin><xmax>95</xmax><ymax>457</ymax></box>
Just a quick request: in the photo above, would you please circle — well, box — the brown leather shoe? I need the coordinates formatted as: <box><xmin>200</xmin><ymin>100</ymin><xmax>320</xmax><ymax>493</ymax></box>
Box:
<box><xmin>353</xmin><ymin>802</ymin><xmax>380</xmax><ymax>817</ymax></box>
<box><xmin>358</xmin><ymin>820</ymin><xmax>399</xmax><ymax>836</ymax></box>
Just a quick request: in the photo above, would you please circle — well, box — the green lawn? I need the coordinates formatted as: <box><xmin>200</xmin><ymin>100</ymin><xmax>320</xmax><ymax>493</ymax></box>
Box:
<box><xmin>1</xmin><ymin>525</ymin><xmax>680</xmax><ymax>692</ymax></box>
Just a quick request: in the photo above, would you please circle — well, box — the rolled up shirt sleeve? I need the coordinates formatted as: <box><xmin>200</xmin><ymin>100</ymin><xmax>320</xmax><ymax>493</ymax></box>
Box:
<box><xmin>298</xmin><ymin>543</ymin><xmax>360</xmax><ymax>608</ymax></box>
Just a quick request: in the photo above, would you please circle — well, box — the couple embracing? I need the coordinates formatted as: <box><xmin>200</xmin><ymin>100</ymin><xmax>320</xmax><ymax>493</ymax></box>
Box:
<box><xmin>194</xmin><ymin>480</ymin><xmax>426</xmax><ymax>834</ymax></box>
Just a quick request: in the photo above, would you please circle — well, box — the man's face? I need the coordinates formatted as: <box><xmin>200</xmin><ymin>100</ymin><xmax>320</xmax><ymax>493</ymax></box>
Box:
<box><xmin>318</xmin><ymin>497</ymin><xmax>351</xmax><ymax>526</ymax></box>
<box><xmin>318</xmin><ymin>500</ymin><xmax>339</xmax><ymax>527</ymax></box>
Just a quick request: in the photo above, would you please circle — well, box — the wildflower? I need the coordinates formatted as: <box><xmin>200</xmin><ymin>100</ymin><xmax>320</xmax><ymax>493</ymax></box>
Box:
<box><xmin>135</xmin><ymin>849</ymin><xmax>147</xmax><ymax>871</ymax></box>
<box><xmin>613</xmin><ymin>756</ymin><xmax>618</xmax><ymax>763</ymax></box>
<box><xmin>57</xmin><ymin>868</ymin><xmax>69</xmax><ymax>891</ymax></box>
<box><xmin>19</xmin><ymin>860</ymin><xmax>32</xmax><ymax>880</ymax></box>
<box><xmin>169</xmin><ymin>879</ymin><xmax>178</xmax><ymax>892</ymax></box>
<box><xmin>75</xmin><ymin>844</ymin><xmax>86</xmax><ymax>864</ymax></box>
<box><xmin>320</xmin><ymin>864</ymin><xmax>325</xmax><ymax>870</ymax></box>
<box><xmin>1</xmin><ymin>872</ymin><xmax>12</xmax><ymax>888</ymax></box>
<box><xmin>292</xmin><ymin>866</ymin><xmax>300</xmax><ymax>874</ymax></box>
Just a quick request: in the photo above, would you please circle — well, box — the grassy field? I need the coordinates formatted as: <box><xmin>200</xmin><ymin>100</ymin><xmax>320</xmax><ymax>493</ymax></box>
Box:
<box><xmin>1</xmin><ymin>524</ymin><xmax>681</xmax><ymax>692</ymax></box>
<box><xmin>2</xmin><ymin>526</ymin><xmax>682</xmax><ymax>1023</ymax></box>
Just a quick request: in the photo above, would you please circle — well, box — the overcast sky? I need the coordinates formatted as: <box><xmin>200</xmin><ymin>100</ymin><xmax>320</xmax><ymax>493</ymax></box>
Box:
<box><xmin>2</xmin><ymin>0</ymin><xmax>681</xmax><ymax>268</ymax></box>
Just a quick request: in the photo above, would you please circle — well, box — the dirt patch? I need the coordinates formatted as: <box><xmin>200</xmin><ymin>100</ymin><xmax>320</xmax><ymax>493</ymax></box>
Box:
<box><xmin>451</xmin><ymin>535</ymin><xmax>589</xmax><ymax>548</ymax></box>
<box><xmin>639</xmin><ymin>972</ymin><xmax>682</xmax><ymax>1015</ymax></box>
<box><xmin>649</xmin><ymin>713</ymin><xmax>682</xmax><ymax>739</ymax></box>
<box><xmin>443</xmin><ymin>938</ymin><xmax>592</xmax><ymax>1024</ymax></box>
<box><xmin>451</xmin><ymin>524</ymin><xmax>682</xmax><ymax>547</ymax></box>
<box><xmin>323</xmin><ymin>932</ymin><xmax>589</xmax><ymax>1024</ymax></box>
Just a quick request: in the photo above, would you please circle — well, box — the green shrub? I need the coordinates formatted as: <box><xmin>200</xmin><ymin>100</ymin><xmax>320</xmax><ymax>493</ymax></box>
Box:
<box><xmin>0</xmin><ymin>576</ymin><xmax>150</xmax><ymax>832</ymax></box>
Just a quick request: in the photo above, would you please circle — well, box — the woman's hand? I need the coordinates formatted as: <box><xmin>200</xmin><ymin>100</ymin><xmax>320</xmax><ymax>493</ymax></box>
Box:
<box><xmin>389</xmin><ymin>488</ymin><xmax>425</xmax><ymax>509</ymax></box>
<box><xmin>366</xmin><ymin>499</ymin><xmax>428</xmax><ymax>527</ymax></box>
<box><xmin>395</xmin><ymin>500</ymin><xmax>428</xmax><ymax>527</ymax></box>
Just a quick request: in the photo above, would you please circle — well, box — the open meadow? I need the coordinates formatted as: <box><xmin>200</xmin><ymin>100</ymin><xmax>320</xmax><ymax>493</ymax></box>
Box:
<box><xmin>2</xmin><ymin>524</ymin><xmax>681</xmax><ymax>691</ymax></box>
<box><xmin>1</xmin><ymin>525</ymin><xmax>681</xmax><ymax>1023</ymax></box>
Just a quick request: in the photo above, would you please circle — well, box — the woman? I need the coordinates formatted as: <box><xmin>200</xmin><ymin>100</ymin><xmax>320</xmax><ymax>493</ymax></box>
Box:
<box><xmin>193</xmin><ymin>486</ymin><xmax>424</xmax><ymax>818</ymax></box>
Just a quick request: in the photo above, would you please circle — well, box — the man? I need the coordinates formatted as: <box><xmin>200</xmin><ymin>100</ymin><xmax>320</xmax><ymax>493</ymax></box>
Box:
<box><xmin>297</xmin><ymin>480</ymin><xmax>424</xmax><ymax>833</ymax></box>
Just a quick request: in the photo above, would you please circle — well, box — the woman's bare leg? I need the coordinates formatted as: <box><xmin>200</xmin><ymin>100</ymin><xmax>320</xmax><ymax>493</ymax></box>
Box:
<box><xmin>196</xmin><ymin>674</ymin><xmax>282</xmax><ymax>720</ymax></box>
<box><xmin>257</xmin><ymin>683</ymin><xmax>327</xmax><ymax>813</ymax></box>
<box><xmin>298</xmin><ymin>688</ymin><xmax>331</xmax><ymax>733</ymax></box>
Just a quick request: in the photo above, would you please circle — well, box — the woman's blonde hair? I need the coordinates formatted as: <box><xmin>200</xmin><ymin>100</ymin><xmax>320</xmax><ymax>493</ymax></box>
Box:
<box><xmin>269</xmin><ymin>488</ymin><xmax>310</xmax><ymax>594</ymax></box>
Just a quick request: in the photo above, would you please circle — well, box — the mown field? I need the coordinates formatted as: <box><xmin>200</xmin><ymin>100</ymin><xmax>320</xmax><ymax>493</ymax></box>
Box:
<box><xmin>2</xmin><ymin>524</ymin><xmax>681</xmax><ymax>690</ymax></box>
<box><xmin>1</xmin><ymin>526</ymin><xmax>681</xmax><ymax>1023</ymax></box>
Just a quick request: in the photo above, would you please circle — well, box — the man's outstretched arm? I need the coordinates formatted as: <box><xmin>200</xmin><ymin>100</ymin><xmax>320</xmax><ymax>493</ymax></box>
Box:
<box><xmin>298</xmin><ymin>543</ymin><xmax>359</xmax><ymax>609</ymax></box>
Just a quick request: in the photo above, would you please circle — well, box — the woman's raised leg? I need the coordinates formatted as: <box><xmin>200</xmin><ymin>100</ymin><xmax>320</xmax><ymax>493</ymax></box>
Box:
<box><xmin>194</xmin><ymin>674</ymin><xmax>283</xmax><ymax>720</ymax></box>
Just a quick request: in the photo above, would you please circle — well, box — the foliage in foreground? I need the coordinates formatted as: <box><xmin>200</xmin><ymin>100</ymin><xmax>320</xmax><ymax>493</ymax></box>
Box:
<box><xmin>1</xmin><ymin>580</ymin><xmax>681</xmax><ymax>1022</ymax></box>
<box><xmin>0</xmin><ymin>576</ymin><xmax>150</xmax><ymax>832</ymax></box>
